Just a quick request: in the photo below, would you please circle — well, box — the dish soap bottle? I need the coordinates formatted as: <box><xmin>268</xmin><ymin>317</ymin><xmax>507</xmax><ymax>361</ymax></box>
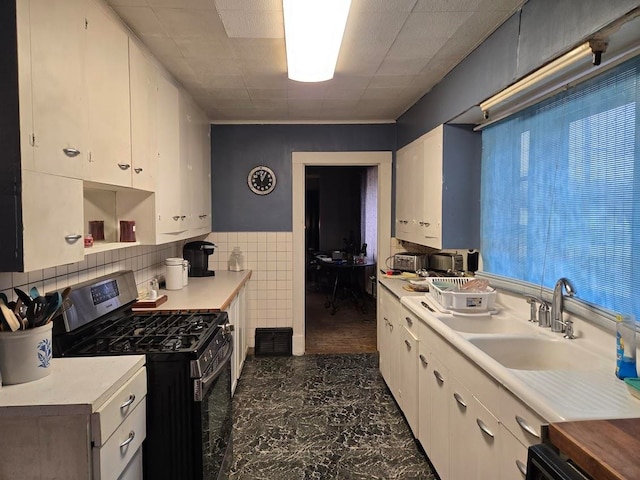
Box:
<box><xmin>616</xmin><ymin>314</ymin><xmax>638</xmax><ymax>379</ymax></box>
<box><xmin>228</xmin><ymin>247</ymin><xmax>244</xmax><ymax>272</ymax></box>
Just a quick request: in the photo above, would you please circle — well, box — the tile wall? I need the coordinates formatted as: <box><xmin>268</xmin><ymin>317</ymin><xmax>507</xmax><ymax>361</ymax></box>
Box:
<box><xmin>205</xmin><ymin>232</ymin><xmax>293</xmax><ymax>345</ymax></box>
<box><xmin>0</xmin><ymin>243</ymin><xmax>179</xmax><ymax>301</ymax></box>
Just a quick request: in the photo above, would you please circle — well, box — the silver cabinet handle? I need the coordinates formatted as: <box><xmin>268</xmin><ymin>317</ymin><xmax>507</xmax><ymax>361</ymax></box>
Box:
<box><xmin>515</xmin><ymin>415</ymin><xmax>539</xmax><ymax>439</ymax></box>
<box><xmin>118</xmin><ymin>163</ymin><xmax>131</xmax><ymax>170</ymax></box>
<box><xmin>405</xmin><ymin>316</ymin><xmax>413</xmax><ymax>326</ymax></box>
<box><xmin>119</xmin><ymin>431</ymin><xmax>135</xmax><ymax>449</ymax></box>
<box><xmin>180</xmin><ymin>215</ymin><xmax>186</xmax><ymax>220</ymax></box>
<box><xmin>120</xmin><ymin>394</ymin><xmax>135</xmax><ymax>410</ymax></box>
<box><xmin>423</xmin><ymin>222</ymin><xmax>430</xmax><ymax>227</ymax></box>
<box><xmin>134</xmin><ymin>167</ymin><xmax>143</xmax><ymax>174</ymax></box>
<box><xmin>172</xmin><ymin>216</ymin><xmax>180</xmax><ymax>221</ymax></box>
<box><xmin>404</xmin><ymin>339</ymin><xmax>411</xmax><ymax>350</ymax></box>
<box><xmin>476</xmin><ymin>418</ymin><xmax>494</xmax><ymax>438</ymax></box>
<box><xmin>419</xmin><ymin>354</ymin><xmax>428</xmax><ymax>366</ymax></box>
<box><xmin>65</xmin><ymin>234</ymin><xmax>82</xmax><ymax>243</ymax></box>
<box><xmin>62</xmin><ymin>147</ymin><xmax>80</xmax><ymax>157</ymax></box>
<box><xmin>516</xmin><ymin>460</ymin><xmax>527</xmax><ymax>476</ymax></box>
<box><xmin>433</xmin><ymin>370</ymin><xmax>444</xmax><ymax>384</ymax></box>
<box><xmin>453</xmin><ymin>392</ymin><xmax>467</xmax><ymax>409</ymax></box>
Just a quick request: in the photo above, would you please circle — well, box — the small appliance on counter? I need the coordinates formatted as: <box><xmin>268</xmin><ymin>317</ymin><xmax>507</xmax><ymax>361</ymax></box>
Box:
<box><xmin>429</xmin><ymin>252</ymin><xmax>464</xmax><ymax>272</ymax></box>
<box><xmin>393</xmin><ymin>253</ymin><xmax>428</xmax><ymax>272</ymax></box>
<box><xmin>183</xmin><ymin>241</ymin><xmax>216</xmax><ymax>277</ymax></box>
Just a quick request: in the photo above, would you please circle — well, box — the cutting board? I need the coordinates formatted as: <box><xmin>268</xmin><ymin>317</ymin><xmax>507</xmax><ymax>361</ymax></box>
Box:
<box><xmin>132</xmin><ymin>295</ymin><xmax>167</xmax><ymax>309</ymax></box>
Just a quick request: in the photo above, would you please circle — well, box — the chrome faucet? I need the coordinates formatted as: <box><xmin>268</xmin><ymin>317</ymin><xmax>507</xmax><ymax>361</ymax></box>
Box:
<box><xmin>551</xmin><ymin>278</ymin><xmax>575</xmax><ymax>332</ymax></box>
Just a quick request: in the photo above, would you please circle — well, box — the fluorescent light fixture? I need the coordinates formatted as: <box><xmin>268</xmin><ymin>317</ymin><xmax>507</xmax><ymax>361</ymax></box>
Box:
<box><xmin>283</xmin><ymin>0</ymin><xmax>352</xmax><ymax>82</ymax></box>
<box><xmin>480</xmin><ymin>42</ymin><xmax>592</xmax><ymax>115</ymax></box>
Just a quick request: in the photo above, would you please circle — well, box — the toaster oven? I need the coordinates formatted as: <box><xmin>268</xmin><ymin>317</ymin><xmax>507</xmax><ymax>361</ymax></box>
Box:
<box><xmin>393</xmin><ymin>253</ymin><xmax>428</xmax><ymax>272</ymax></box>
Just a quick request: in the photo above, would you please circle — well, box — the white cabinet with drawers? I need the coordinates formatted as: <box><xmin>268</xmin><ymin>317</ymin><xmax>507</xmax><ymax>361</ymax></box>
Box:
<box><xmin>0</xmin><ymin>356</ymin><xmax>146</xmax><ymax>480</ymax></box>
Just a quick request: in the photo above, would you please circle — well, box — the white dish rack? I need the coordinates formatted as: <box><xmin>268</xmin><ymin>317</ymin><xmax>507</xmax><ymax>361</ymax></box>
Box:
<box><xmin>426</xmin><ymin>277</ymin><xmax>496</xmax><ymax>312</ymax></box>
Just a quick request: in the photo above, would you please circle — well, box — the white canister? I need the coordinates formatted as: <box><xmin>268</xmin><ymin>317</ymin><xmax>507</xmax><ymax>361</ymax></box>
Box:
<box><xmin>165</xmin><ymin>257</ymin><xmax>184</xmax><ymax>290</ymax></box>
<box><xmin>182</xmin><ymin>260</ymin><xmax>189</xmax><ymax>286</ymax></box>
<box><xmin>0</xmin><ymin>322</ymin><xmax>53</xmax><ymax>385</ymax></box>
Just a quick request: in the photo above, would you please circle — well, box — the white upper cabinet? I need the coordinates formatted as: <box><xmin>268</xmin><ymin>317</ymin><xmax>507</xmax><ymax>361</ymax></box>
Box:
<box><xmin>28</xmin><ymin>0</ymin><xmax>87</xmax><ymax>179</ymax></box>
<box><xmin>129</xmin><ymin>39</ymin><xmax>157</xmax><ymax>192</ymax></box>
<box><xmin>85</xmin><ymin>0</ymin><xmax>132</xmax><ymax>187</ymax></box>
<box><xmin>395</xmin><ymin>124</ymin><xmax>481</xmax><ymax>249</ymax></box>
<box><xmin>155</xmin><ymin>74</ymin><xmax>182</xmax><ymax>235</ymax></box>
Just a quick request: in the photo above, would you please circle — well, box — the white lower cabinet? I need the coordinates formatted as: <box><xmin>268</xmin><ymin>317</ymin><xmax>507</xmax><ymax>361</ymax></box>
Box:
<box><xmin>378</xmin><ymin>285</ymin><xmax>547</xmax><ymax>480</ymax></box>
<box><xmin>227</xmin><ymin>282</ymin><xmax>248</xmax><ymax>395</ymax></box>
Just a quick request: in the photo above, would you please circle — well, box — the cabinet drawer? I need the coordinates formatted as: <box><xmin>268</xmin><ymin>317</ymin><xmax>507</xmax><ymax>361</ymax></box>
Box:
<box><xmin>500</xmin><ymin>388</ymin><xmax>546</xmax><ymax>447</ymax></box>
<box><xmin>92</xmin><ymin>367</ymin><xmax>147</xmax><ymax>446</ymax></box>
<box><xmin>500</xmin><ymin>425</ymin><xmax>529</xmax><ymax>480</ymax></box>
<box><xmin>400</xmin><ymin>305</ymin><xmax>420</xmax><ymax>336</ymax></box>
<box><xmin>93</xmin><ymin>399</ymin><xmax>147</xmax><ymax>480</ymax></box>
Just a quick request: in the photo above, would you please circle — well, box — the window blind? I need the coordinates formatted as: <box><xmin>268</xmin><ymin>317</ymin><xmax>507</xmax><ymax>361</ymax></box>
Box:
<box><xmin>481</xmin><ymin>54</ymin><xmax>640</xmax><ymax>318</ymax></box>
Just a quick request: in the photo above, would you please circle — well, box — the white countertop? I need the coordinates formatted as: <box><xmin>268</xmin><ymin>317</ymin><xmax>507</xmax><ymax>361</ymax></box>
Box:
<box><xmin>134</xmin><ymin>270</ymin><xmax>252</xmax><ymax>312</ymax></box>
<box><xmin>0</xmin><ymin>355</ymin><xmax>145</xmax><ymax>417</ymax></box>
<box><xmin>398</xmin><ymin>291</ymin><xmax>640</xmax><ymax>423</ymax></box>
<box><xmin>378</xmin><ymin>277</ymin><xmax>425</xmax><ymax>300</ymax></box>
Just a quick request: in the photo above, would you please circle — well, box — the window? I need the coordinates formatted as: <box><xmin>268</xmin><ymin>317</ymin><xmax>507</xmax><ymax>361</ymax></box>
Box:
<box><xmin>481</xmin><ymin>55</ymin><xmax>640</xmax><ymax>318</ymax></box>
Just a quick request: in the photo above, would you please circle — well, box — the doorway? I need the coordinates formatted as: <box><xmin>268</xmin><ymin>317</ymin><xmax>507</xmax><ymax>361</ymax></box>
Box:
<box><xmin>304</xmin><ymin>166</ymin><xmax>377</xmax><ymax>354</ymax></box>
<box><xmin>292</xmin><ymin>152</ymin><xmax>392</xmax><ymax>355</ymax></box>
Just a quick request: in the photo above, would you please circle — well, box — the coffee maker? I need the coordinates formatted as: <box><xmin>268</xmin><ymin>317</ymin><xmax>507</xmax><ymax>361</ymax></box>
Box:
<box><xmin>183</xmin><ymin>241</ymin><xmax>216</xmax><ymax>277</ymax></box>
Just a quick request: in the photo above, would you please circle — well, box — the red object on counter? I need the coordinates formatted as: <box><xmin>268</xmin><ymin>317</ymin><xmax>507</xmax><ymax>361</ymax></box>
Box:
<box><xmin>84</xmin><ymin>234</ymin><xmax>94</xmax><ymax>247</ymax></box>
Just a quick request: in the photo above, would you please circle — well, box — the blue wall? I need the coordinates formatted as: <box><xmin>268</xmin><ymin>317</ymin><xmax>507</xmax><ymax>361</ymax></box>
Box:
<box><xmin>210</xmin><ymin>124</ymin><xmax>395</xmax><ymax>232</ymax></box>
<box><xmin>396</xmin><ymin>0</ymin><xmax>640</xmax><ymax>148</ymax></box>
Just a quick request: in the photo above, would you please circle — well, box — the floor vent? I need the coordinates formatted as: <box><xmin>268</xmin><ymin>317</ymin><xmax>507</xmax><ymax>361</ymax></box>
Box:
<box><xmin>255</xmin><ymin>327</ymin><xmax>293</xmax><ymax>356</ymax></box>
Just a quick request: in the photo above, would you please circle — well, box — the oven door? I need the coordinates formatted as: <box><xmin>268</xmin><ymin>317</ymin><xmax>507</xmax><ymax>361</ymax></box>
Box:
<box><xmin>193</xmin><ymin>340</ymin><xmax>234</xmax><ymax>480</ymax></box>
<box><xmin>526</xmin><ymin>444</ymin><xmax>590</xmax><ymax>480</ymax></box>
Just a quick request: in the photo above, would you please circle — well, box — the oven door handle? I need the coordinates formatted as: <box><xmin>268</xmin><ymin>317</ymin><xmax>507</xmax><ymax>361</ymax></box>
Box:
<box><xmin>195</xmin><ymin>342</ymin><xmax>234</xmax><ymax>401</ymax></box>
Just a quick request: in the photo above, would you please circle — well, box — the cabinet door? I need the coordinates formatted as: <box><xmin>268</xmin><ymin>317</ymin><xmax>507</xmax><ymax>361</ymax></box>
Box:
<box><xmin>377</xmin><ymin>287</ymin><xmax>393</xmax><ymax>386</ymax></box>
<box><xmin>22</xmin><ymin>170</ymin><xmax>84</xmax><ymax>271</ymax></box>
<box><xmin>129</xmin><ymin>39</ymin><xmax>157</xmax><ymax>192</ymax></box>
<box><xmin>421</xmin><ymin>126</ymin><xmax>443</xmax><ymax>248</ymax></box>
<box><xmin>155</xmin><ymin>74</ymin><xmax>182</xmax><ymax>234</ymax></box>
<box><xmin>399</xmin><ymin>325</ymin><xmax>419</xmax><ymax>437</ymax></box>
<box><xmin>227</xmin><ymin>293</ymin><xmax>240</xmax><ymax>394</ymax></box>
<box><xmin>85</xmin><ymin>0</ymin><xmax>132</xmax><ymax>187</ymax></box>
<box><xmin>29</xmin><ymin>0</ymin><xmax>87</xmax><ymax>179</ymax></box>
<box><xmin>450</xmin><ymin>377</ymin><xmax>501</xmax><ymax>480</ymax></box>
<box><xmin>500</xmin><ymin>426</ymin><xmax>528</xmax><ymax>480</ymax></box>
<box><xmin>190</xmin><ymin>108</ymin><xmax>211</xmax><ymax>230</ymax></box>
<box><xmin>426</xmin><ymin>353</ymin><xmax>450</xmax><ymax>479</ymax></box>
<box><xmin>395</xmin><ymin>143</ymin><xmax>413</xmax><ymax>239</ymax></box>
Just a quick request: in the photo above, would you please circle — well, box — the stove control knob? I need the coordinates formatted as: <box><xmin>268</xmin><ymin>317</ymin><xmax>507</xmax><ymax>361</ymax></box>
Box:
<box><xmin>223</xmin><ymin>324</ymin><xmax>235</xmax><ymax>335</ymax></box>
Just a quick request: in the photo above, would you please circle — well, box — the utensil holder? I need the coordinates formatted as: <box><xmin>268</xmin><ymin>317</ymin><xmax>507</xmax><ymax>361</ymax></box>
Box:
<box><xmin>0</xmin><ymin>322</ymin><xmax>53</xmax><ymax>385</ymax></box>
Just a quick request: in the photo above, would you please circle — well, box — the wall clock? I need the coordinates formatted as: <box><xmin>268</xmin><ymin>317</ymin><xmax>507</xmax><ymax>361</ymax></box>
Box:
<box><xmin>248</xmin><ymin>165</ymin><xmax>276</xmax><ymax>195</ymax></box>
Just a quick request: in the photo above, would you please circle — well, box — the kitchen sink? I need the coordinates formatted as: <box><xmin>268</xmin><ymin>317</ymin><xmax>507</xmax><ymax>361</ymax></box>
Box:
<box><xmin>438</xmin><ymin>315</ymin><xmax>536</xmax><ymax>335</ymax></box>
<box><xmin>467</xmin><ymin>335</ymin><xmax>606</xmax><ymax>371</ymax></box>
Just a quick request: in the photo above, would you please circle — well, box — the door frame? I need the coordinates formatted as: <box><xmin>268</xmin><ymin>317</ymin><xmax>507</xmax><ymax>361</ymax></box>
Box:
<box><xmin>292</xmin><ymin>151</ymin><xmax>392</xmax><ymax>355</ymax></box>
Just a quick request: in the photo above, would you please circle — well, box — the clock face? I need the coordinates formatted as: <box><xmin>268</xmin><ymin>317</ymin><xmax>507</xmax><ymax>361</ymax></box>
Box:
<box><xmin>248</xmin><ymin>166</ymin><xmax>276</xmax><ymax>195</ymax></box>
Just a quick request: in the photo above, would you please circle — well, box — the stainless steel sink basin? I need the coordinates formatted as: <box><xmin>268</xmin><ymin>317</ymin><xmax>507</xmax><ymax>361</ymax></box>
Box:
<box><xmin>467</xmin><ymin>335</ymin><xmax>605</xmax><ymax>371</ymax></box>
<box><xmin>438</xmin><ymin>315</ymin><xmax>536</xmax><ymax>334</ymax></box>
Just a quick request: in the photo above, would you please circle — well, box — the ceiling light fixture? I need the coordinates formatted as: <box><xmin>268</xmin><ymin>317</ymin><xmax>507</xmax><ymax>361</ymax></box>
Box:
<box><xmin>283</xmin><ymin>0</ymin><xmax>352</xmax><ymax>83</ymax></box>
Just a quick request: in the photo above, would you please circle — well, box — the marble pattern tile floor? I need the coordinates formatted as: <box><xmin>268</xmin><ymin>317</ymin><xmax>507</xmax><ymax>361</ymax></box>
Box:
<box><xmin>230</xmin><ymin>353</ymin><xmax>436</xmax><ymax>480</ymax></box>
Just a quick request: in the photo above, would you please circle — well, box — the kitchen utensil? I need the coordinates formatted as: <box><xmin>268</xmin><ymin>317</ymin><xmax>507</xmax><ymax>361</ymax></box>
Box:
<box><xmin>29</xmin><ymin>286</ymin><xmax>39</xmax><ymax>299</ymax></box>
<box><xmin>59</xmin><ymin>287</ymin><xmax>73</xmax><ymax>314</ymax></box>
<box><xmin>14</xmin><ymin>287</ymin><xmax>32</xmax><ymax>306</ymax></box>
<box><xmin>40</xmin><ymin>293</ymin><xmax>62</xmax><ymax>326</ymax></box>
<box><xmin>0</xmin><ymin>298</ymin><xmax>21</xmax><ymax>332</ymax></box>
<box><xmin>26</xmin><ymin>296</ymin><xmax>47</xmax><ymax>328</ymax></box>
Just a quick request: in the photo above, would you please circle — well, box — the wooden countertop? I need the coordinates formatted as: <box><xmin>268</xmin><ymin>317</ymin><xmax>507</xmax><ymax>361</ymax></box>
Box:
<box><xmin>549</xmin><ymin>418</ymin><xmax>640</xmax><ymax>480</ymax></box>
<box><xmin>133</xmin><ymin>270</ymin><xmax>252</xmax><ymax>312</ymax></box>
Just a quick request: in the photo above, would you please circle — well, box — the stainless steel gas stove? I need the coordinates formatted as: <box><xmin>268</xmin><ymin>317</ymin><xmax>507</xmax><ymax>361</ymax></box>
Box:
<box><xmin>52</xmin><ymin>270</ymin><xmax>233</xmax><ymax>480</ymax></box>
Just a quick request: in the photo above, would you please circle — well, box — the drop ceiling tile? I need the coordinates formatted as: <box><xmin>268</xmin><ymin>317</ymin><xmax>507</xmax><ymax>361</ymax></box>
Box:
<box><xmin>109</xmin><ymin>0</ymin><xmax>149</xmax><ymax>6</ymax></box>
<box><xmin>202</xmin><ymin>88</ymin><xmax>251</xmax><ymax>101</ymax></box>
<box><xmin>154</xmin><ymin>7</ymin><xmax>227</xmax><ymax>39</ymax></box>
<box><xmin>350</xmin><ymin>0</ymin><xmax>417</xmax><ymax>12</ymax></box>
<box><xmin>231</xmin><ymin>38</ymin><xmax>285</xmax><ymax>60</ymax></box>
<box><xmin>385</xmin><ymin>35</ymin><xmax>447</xmax><ymax>59</ymax></box>
<box><xmin>368</xmin><ymin>74</ymin><xmax>417</xmax><ymax>89</ymax></box>
<box><xmin>113</xmin><ymin>6</ymin><xmax>167</xmax><ymax>36</ymax></box>
<box><xmin>399</xmin><ymin>11</ymin><xmax>474</xmax><ymax>40</ymax></box>
<box><xmin>139</xmin><ymin>33</ymin><xmax>183</xmax><ymax>57</ymax></box>
<box><xmin>249</xmin><ymin>88</ymin><xmax>287</xmax><ymax>101</ymax></box>
<box><xmin>209</xmin><ymin>98</ymin><xmax>254</xmax><ymax>108</ymax></box>
<box><xmin>215</xmin><ymin>0</ymin><xmax>282</xmax><ymax>12</ymax></box>
<box><xmin>413</xmin><ymin>0</ymin><xmax>482</xmax><ymax>12</ymax></box>
<box><xmin>322</xmin><ymin>98</ymin><xmax>360</xmax><ymax>109</ymax></box>
<box><xmin>243</xmin><ymin>73</ymin><xmax>290</xmax><ymax>90</ymax></box>
<box><xmin>194</xmin><ymin>74</ymin><xmax>245</xmax><ymax>89</ymax></box>
<box><xmin>148</xmin><ymin>0</ymin><xmax>215</xmax><ymax>9</ymax></box>
<box><xmin>218</xmin><ymin>10</ymin><xmax>284</xmax><ymax>39</ymax></box>
<box><xmin>251</xmin><ymin>99</ymin><xmax>287</xmax><ymax>110</ymax></box>
<box><xmin>191</xmin><ymin>59</ymin><xmax>242</xmax><ymax>78</ymax></box>
<box><xmin>174</xmin><ymin>36</ymin><xmax>235</xmax><ymax>58</ymax></box>
<box><xmin>325</xmin><ymin>74</ymin><xmax>371</xmax><ymax>90</ymax></box>
<box><xmin>287</xmin><ymin>83</ymin><xmax>328</xmax><ymax>100</ymax></box>
<box><xmin>323</xmin><ymin>88</ymin><xmax>366</xmax><ymax>101</ymax></box>
<box><xmin>376</xmin><ymin>57</ymin><xmax>429</xmax><ymax>75</ymax></box>
<box><xmin>478</xmin><ymin>0</ymin><xmax>525</xmax><ymax>13</ymax></box>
